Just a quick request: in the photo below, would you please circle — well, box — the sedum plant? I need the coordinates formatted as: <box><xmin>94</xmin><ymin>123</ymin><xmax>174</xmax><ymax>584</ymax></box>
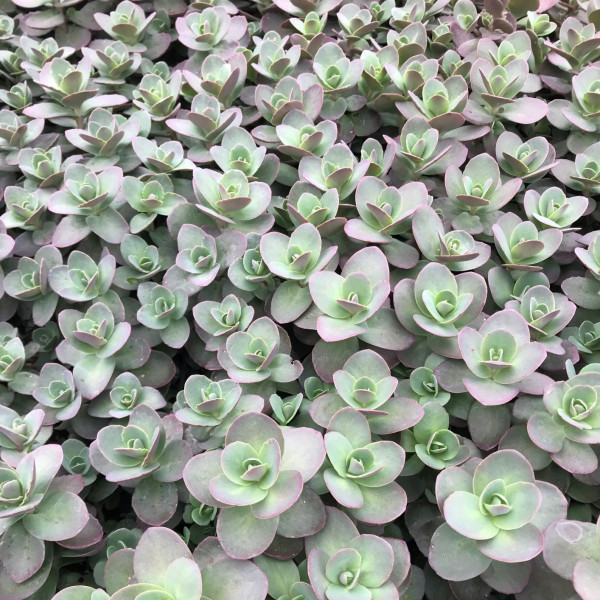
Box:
<box><xmin>183</xmin><ymin>411</ymin><xmax>325</xmax><ymax>558</ymax></box>
<box><xmin>0</xmin><ymin>0</ymin><xmax>599</xmax><ymax>598</ymax></box>
<box><xmin>429</xmin><ymin>450</ymin><xmax>567</xmax><ymax>582</ymax></box>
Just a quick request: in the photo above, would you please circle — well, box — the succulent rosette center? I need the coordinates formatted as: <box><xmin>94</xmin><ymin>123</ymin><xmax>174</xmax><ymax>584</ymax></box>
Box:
<box><xmin>0</xmin><ymin>468</ymin><xmax>25</xmax><ymax>506</ymax></box>
<box><xmin>558</xmin><ymin>385</ymin><xmax>597</xmax><ymax>427</ymax></box>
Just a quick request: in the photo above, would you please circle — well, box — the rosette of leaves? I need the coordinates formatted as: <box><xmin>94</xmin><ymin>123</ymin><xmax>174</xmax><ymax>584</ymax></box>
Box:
<box><xmin>175</xmin><ymin>7</ymin><xmax>247</xmax><ymax>56</ymax></box>
<box><xmin>183</xmin><ymin>411</ymin><xmax>326</xmax><ymax>559</ymax></box>
<box><xmin>545</xmin><ymin>17</ymin><xmax>600</xmax><ymax>73</ymax></box>
<box><xmin>441</xmin><ymin>153</ymin><xmax>522</xmax><ymax>236</ymax></box>
<box><xmin>165</xmin><ymin>224</ymin><xmax>246</xmax><ymax>293</ymax></box>
<box><xmin>113</xmin><ymin>234</ymin><xmax>174</xmax><ymax>290</ymax></box>
<box><xmin>94</xmin><ymin>0</ymin><xmax>157</xmax><ymax>51</ymax></box>
<box><xmin>495</xmin><ymin>212</ymin><xmax>563</xmax><ymax>274</ymax></box>
<box><xmin>523</xmin><ymin>187</ymin><xmax>588</xmax><ymax>231</ymax></box>
<box><xmin>122</xmin><ymin>174</ymin><xmax>186</xmax><ymax>234</ymax></box>
<box><xmin>275</xmin><ymin>110</ymin><xmax>337</xmax><ymax>160</ymax></box>
<box><xmin>308</xmin><ymin>246</ymin><xmax>413</xmax><ymax>350</ymax></box>
<box><xmin>227</xmin><ymin>234</ymin><xmax>276</xmax><ymax>301</ymax></box>
<box><xmin>167</xmin><ymin>91</ymin><xmax>242</xmax><ymax>162</ymax></box>
<box><xmin>387</xmin><ymin>23</ymin><xmax>428</xmax><ymax>65</ymax></box>
<box><xmin>337</xmin><ymin>3</ymin><xmax>380</xmax><ymax>51</ymax></box>
<box><xmin>429</xmin><ymin>450</ymin><xmax>567</xmax><ymax>583</ymax></box>
<box><xmin>0</xmin><ymin>110</ymin><xmax>45</xmax><ymax>169</ymax></box>
<box><xmin>82</xmin><ymin>41</ymin><xmax>142</xmax><ymax>86</ymax></box>
<box><xmin>3</xmin><ymin>245</ymin><xmax>62</xmax><ymax>326</ymax></box>
<box><xmin>132</xmin><ymin>138</ymin><xmax>195</xmax><ymax>175</ymax></box>
<box><xmin>505</xmin><ymin>285</ymin><xmax>576</xmax><ymax>354</ymax></box>
<box><xmin>309</xmin><ymin>350</ymin><xmax>424</xmax><ymax>434</ymax></box>
<box><xmin>64</xmin><ymin>108</ymin><xmax>146</xmax><ymax>173</ymax></box>
<box><xmin>252</xmin><ymin>33</ymin><xmax>302</xmax><ymax>82</ymax></box>
<box><xmin>88</xmin><ymin>372</ymin><xmax>166</xmax><ymax>419</ymax></box>
<box><xmin>24</xmin><ymin>57</ymin><xmax>127</xmax><ymax>124</ymax></box>
<box><xmin>253</xmin><ymin>76</ymin><xmax>323</xmax><ymax>128</ymax></box>
<box><xmin>1</xmin><ymin>186</ymin><xmax>49</xmax><ymax>234</ymax></box>
<box><xmin>465</xmin><ymin>58</ymin><xmax>548</xmax><ymax>125</ymax></box>
<box><xmin>174</xmin><ymin>375</ymin><xmax>263</xmax><ymax>448</ymax></box>
<box><xmin>193</xmin><ymin>293</ymin><xmax>254</xmax><ymax>351</ymax></box>
<box><xmin>385</xmin><ymin>53</ymin><xmax>439</xmax><ymax>98</ymax></box>
<box><xmin>32</xmin><ymin>363</ymin><xmax>81</xmax><ymax>423</ymax></box>
<box><xmin>455</xmin><ymin>309</ymin><xmax>547</xmax><ymax>405</ymax></box>
<box><xmin>90</xmin><ymin>405</ymin><xmax>192</xmax><ymax>525</ymax></box>
<box><xmin>298</xmin><ymin>143</ymin><xmax>370</xmax><ymax>200</ymax></box>
<box><xmin>0</xmin><ymin>331</ymin><xmax>27</xmax><ymax>389</ymax></box>
<box><xmin>401</xmin><ymin>402</ymin><xmax>472</xmax><ymax>473</ymax></box>
<box><xmin>548</xmin><ymin>66</ymin><xmax>600</xmax><ymax>151</ymax></box>
<box><xmin>543</xmin><ymin>519</ymin><xmax>600</xmax><ymax>600</ymax></box>
<box><xmin>17</xmin><ymin>35</ymin><xmax>74</xmax><ymax>74</ymax></box>
<box><xmin>268</xmin><ymin>392</ymin><xmax>308</xmax><ymax>427</ymax></box>
<box><xmin>103</xmin><ymin>527</ymin><xmax>268</xmax><ymax>600</ymax></box>
<box><xmin>527</xmin><ymin>365</ymin><xmax>600</xmax><ymax>474</ymax></box>
<box><xmin>183</xmin><ymin>54</ymin><xmax>247</xmax><ymax>110</ymax></box>
<box><xmin>360</xmin><ymin>138</ymin><xmax>396</xmax><ymax>178</ymax></box>
<box><xmin>0</xmin><ymin>406</ymin><xmax>51</xmax><ymax>465</ymax></box>
<box><xmin>394</xmin><ymin>262</ymin><xmax>487</xmax><ymax>358</ymax></box>
<box><xmin>0</xmin><ymin>445</ymin><xmax>91</xmax><ymax>596</ymax></box>
<box><xmin>575</xmin><ymin>232</ymin><xmax>600</xmax><ymax>282</ymax></box>
<box><xmin>566</xmin><ymin>322</ymin><xmax>600</xmax><ymax>362</ymax></box>
<box><xmin>553</xmin><ymin>140</ymin><xmax>600</xmax><ymax>196</ymax></box>
<box><xmin>132</xmin><ymin>71</ymin><xmax>182</xmax><ymax>122</ymax></box>
<box><xmin>208</xmin><ymin>126</ymin><xmax>279</xmax><ymax>184</ymax></box>
<box><xmin>57</xmin><ymin>302</ymin><xmax>131</xmax><ymax>399</ymax></box>
<box><xmin>18</xmin><ymin>146</ymin><xmax>64</xmax><ymax>189</ymax></box>
<box><xmin>397</xmin><ymin>75</ymin><xmax>469</xmax><ymax>131</ymax></box>
<box><xmin>495</xmin><ymin>131</ymin><xmax>557</xmax><ymax>182</ymax></box>
<box><xmin>260</xmin><ymin>223</ymin><xmax>338</xmax><ymax>323</ymax></box>
<box><xmin>61</xmin><ymin>438</ymin><xmax>96</xmax><ymax>486</ymax></box>
<box><xmin>0</xmin><ymin>82</ymin><xmax>32</xmax><ymax>111</ymax></box>
<box><xmin>305</xmin><ymin>506</ymin><xmax>412</xmax><ymax>599</ymax></box>
<box><xmin>522</xmin><ymin>10</ymin><xmax>556</xmax><ymax>37</ymax></box>
<box><xmin>217</xmin><ymin>316</ymin><xmax>303</xmax><ymax>385</ymax></box>
<box><xmin>345</xmin><ymin>178</ymin><xmax>427</xmax><ymax>269</ymax></box>
<box><xmin>136</xmin><ymin>283</ymin><xmax>190</xmax><ymax>349</ymax></box>
<box><xmin>488</xmin><ymin>269</ymin><xmax>550</xmax><ymax>309</ymax></box>
<box><xmin>310</xmin><ymin>42</ymin><xmax>363</xmax><ymax>98</ymax></box>
<box><xmin>191</xmin><ymin>167</ymin><xmax>273</xmax><ymax>234</ymax></box>
<box><xmin>396</xmin><ymin>364</ymin><xmax>451</xmax><ymax>405</ymax></box>
<box><xmin>322</xmin><ymin>407</ymin><xmax>407</xmax><ymax>524</ymax></box>
<box><xmin>412</xmin><ymin>205</ymin><xmax>491</xmax><ymax>271</ymax></box>
<box><xmin>48</xmin><ymin>164</ymin><xmax>129</xmax><ymax>247</ymax></box>
<box><xmin>358</xmin><ymin>46</ymin><xmax>402</xmax><ymax>109</ymax></box>
<box><xmin>285</xmin><ymin>183</ymin><xmax>344</xmax><ymax>237</ymax></box>
<box><xmin>390</xmin><ymin>116</ymin><xmax>468</xmax><ymax>181</ymax></box>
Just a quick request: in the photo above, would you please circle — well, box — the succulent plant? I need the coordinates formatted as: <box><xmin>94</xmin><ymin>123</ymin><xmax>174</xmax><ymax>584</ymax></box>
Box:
<box><xmin>429</xmin><ymin>450</ymin><xmax>567</xmax><ymax>581</ymax></box>
<box><xmin>184</xmin><ymin>412</ymin><xmax>325</xmax><ymax>558</ymax></box>
<box><xmin>1</xmin><ymin>1</ymin><xmax>599</xmax><ymax>598</ymax></box>
<box><xmin>90</xmin><ymin>405</ymin><xmax>191</xmax><ymax>524</ymax></box>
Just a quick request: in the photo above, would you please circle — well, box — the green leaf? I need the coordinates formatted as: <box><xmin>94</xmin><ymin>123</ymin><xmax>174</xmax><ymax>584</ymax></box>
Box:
<box><xmin>131</xmin><ymin>478</ymin><xmax>178</xmax><ymax>526</ymax></box>
<box><xmin>443</xmin><ymin>491</ymin><xmax>499</xmax><ymax>540</ymax></box>
<box><xmin>0</xmin><ymin>520</ymin><xmax>45</xmax><ymax>584</ymax></box>
<box><xmin>477</xmin><ymin>523</ymin><xmax>543</xmax><ymax>562</ymax></box>
<box><xmin>429</xmin><ymin>523</ymin><xmax>492</xmax><ymax>582</ymax></box>
<box><xmin>217</xmin><ymin>505</ymin><xmax>279</xmax><ymax>559</ymax></box>
<box><xmin>73</xmin><ymin>355</ymin><xmax>115</xmax><ymax>400</ymax></box>
<box><xmin>492</xmin><ymin>481</ymin><xmax>542</xmax><ymax>531</ymax></box>
<box><xmin>23</xmin><ymin>492</ymin><xmax>89</xmax><ymax>541</ymax></box>
<box><xmin>253</xmin><ymin>556</ymin><xmax>300</xmax><ymax>599</ymax></box>
<box><xmin>133</xmin><ymin>527</ymin><xmax>192</xmax><ymax>587</ymax></box>
<box><xmin>164</xmin><ymin>557</ymin><xmax>203</xmax><ymax>600</ymax></box>
<box><xmin>472</xmin><ymin>450</ymin><xmax>535</xmax><ymax>495</ymax></box>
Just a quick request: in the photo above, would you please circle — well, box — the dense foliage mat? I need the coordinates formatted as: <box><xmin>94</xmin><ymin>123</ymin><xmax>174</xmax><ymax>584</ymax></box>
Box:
<box><xmin>0</xmin><ymin>0</ymin><xmax>600</xmax><ymax>598</ymax></box>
